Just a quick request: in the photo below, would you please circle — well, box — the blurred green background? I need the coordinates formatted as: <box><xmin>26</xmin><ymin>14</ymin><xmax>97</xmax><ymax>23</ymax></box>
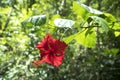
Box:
<box><xmin>0</xmin><ymin>0</ymin><xmax>120</xmax><ymax>80</ymax></box>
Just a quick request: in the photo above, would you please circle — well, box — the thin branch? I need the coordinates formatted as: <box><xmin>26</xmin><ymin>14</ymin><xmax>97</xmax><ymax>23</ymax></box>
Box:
<box><xmin>55</xmin><ymin>0</ymin><xmax>59</xmax><ymax>14</ymax></box>
<box><xmin>96</xmin><ymin>27</ymin><xmax>100</xmax><ymax>49</ymax></box>
<box><xmin>3</xmin><ymin>7</ymin><xmax>13</xmax><ymax>31</ymax></box>
<box><xmin>80</xmin><ymin>25</ymin><xmax>100</xmax><ymax>28</ymax></box>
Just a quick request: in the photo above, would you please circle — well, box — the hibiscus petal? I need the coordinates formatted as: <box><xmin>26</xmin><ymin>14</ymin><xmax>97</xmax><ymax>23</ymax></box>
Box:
<box><xmin>55</xmin><ymin>40</ymin><xmax>67</xmax><ymax>54</ymax></box>
<box><xmin>36</xmin><ymin>34</ymin><xmax>51</xmax><ymax>50</ymax></box>
<box><xmin>42</xmin><ymin>54</ymin><xmax>64</xmax><ymax>67</ymax></box>
<box><xmin>52</xmin><ymin>55</ymin><xmax>64</xmax><ymax>67</ymax></box>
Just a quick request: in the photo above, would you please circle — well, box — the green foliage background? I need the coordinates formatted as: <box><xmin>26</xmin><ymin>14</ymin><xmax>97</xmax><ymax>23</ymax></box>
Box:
<box><xmin>0</xmin><ymin>0</ymin><xmax>120</xmax><ymax>80</ymax></box>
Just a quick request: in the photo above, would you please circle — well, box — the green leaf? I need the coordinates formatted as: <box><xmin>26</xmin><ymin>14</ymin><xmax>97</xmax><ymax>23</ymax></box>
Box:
<box><xmin>89</xmin><ymin>16</ymin><xmax>109</xmax><ymax>32</ymax></box>
<box><xmin>105</xmin><ymin>48</ymin><xmax>119</xmax><ymax>56</ymax></box>
<box><xmin>22</xmin><ymin>15</ymin><xmax>46</xmax><ymax>27</ymax></box>
<box><xmin>63</xmin><ymin>34</ymin><xmax>76</xmax><ymax>44</ymax></box>
<box><xmin>72</xmin><ymin>1</ymin><xmax>103</xmax><ymax>20</ymax></box>
<box><xmin>75</xmin><ymin>28</ymin><xmax>96</xmax><ymax>48</ymax></box>
<box><xmin>72</xmin><ymin>1</ymin><xmax>89</xmax><ymax>19</ymax></box>
<box><xmin>54</xmin><ymin>18</ymin><xmax>75</xmax><ymax>28</ymax></box>
<box><xmin>112</xmin><ymin>23</ymin><xmax>120</xmax><ymax>37</ymax></box>
<box><xmin>103</xmin><ymin>13</ymin><xmax>116</xmax><ymax>22</ymax></box>
<box><xmin>81</xmin><ymin>4</ymin><xmax>103</xmax><ymax>15</ymax></box>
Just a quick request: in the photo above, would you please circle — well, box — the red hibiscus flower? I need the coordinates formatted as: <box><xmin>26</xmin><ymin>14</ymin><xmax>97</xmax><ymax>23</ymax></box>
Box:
<box><xmin>33</xmin><ymin>34</ymin><xmax>67</xmax><ymax>67</ymax></box>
